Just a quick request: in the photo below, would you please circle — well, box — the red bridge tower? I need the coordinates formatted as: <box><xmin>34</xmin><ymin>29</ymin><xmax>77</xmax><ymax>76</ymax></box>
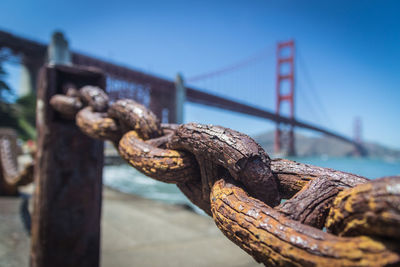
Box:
<box><xmin>275</xmin><ymin>40</ymin><xmax>295</xmax><ymax>155</ymax></box>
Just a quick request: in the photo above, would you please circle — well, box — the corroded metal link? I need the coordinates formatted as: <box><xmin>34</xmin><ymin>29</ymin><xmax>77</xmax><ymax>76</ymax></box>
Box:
<box><xmin>76</xmin><ymin>106</ymin><xmax>122</xmax><ymax>143</ymax></box>
<box><xmin>118</xmin><ymin>130</ymin><xmax>200</xmax><ymax>184</ymax></box>
<box><xmin>326</xmin><ymin>176</ymin><xmax>400</xmax><ymax>239</ymax></box>
<box><xmin>0</xmin><ymin>137</ymin><xmax>19</xmax><ymax>183</ymax></box>
<box><xmin>270</xmin><ymin>158</ymin><xmax>368</xmax><ymax>199</ymax></box>
<box><xmin>276</xmin><ymin>175</ymin><xmax>368</xmax><ymax>229</ymax></box>
<box><xmin>108</xmin><ymin>99</ymin><xmax>162</xmax><ymax>140</ymax></box>
<box><xmin>48</xmin><ymin>83</ymin><xmax>400</xmax><ymax>266</ymax></box>
<box><xmin>49</xmin><ymin>95</ymin><xmax>82</xmax><ymax>119</ymax></box>
<box><xmin>160</xmin><ymin>123</ymin><xmax>179</xmax><ymax>131</ymax></box>
<box><xmin>118</xmin><ymin>122</ymin><xmax>209</xmax><ymax>213</ymax></box>
<box><xmin>79</xmin><ymin>85</ymin><xmax>109</xmax><ymax>112</ymax></box>
<box><xmin>210</xmin><ymin>179</ymin><xmax>400</xmax><ymax>267</ymax></box>
<box><xmin>168</xmin><ymin>123</ymin><xmax>280</xmax><ymax>207</ymax></box>
<box><xmin>145</xmin><ymin>128</ymin><xmax>175</xmax><ymax>148</ymax></box>
<box><xmin>177</xmin><ymin>148</ymin><xmax>371</xmax><ymax>219</ymax></box>
<box><xmin>50</xmin><ymin>90</ymin><xmax>198</xmax><ymax>185</ymax></box>
<box><xmin>65</xmin><ymin>87</ymin><xmax>79</xmax><ymax>97</ymax></box>
<box><xmin>0</xmin><ymin>137</ymin><xmax>34</xmax><ymax>195</ymax></box>
<box><xmin>145</xmin><ymin>123</ymin><xmax>179</xmax><ymax>147</ymax></box>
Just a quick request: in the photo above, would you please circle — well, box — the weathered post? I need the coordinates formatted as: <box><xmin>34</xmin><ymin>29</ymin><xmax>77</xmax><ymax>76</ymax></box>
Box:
<box><xmin>30</xmin><ymin>64</ymin><xmax>105</xmax><ymax>267</ymax></box>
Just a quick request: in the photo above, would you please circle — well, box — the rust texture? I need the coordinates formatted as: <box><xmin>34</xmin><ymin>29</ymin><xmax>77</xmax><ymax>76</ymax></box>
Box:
<box><xmin>270</xmin><ymin>158</ymin><xmax>368</xmax><ymax>199</ymax></box>
<box><xmin>48</xmin><ymin>72</ymin><xmax>400</xmax><ymax>266</ymax></box>
<box><xmin>326</xmin><ymin>176</ymin><xmax>400</xmax><ymax>239</ymax></box>
<box><xmin>79</xmin><ymin>85</ymin><xmax>109</xmax><ymax>112</ymax></box>
<box><xmin>119</xmin><ymin>130</ymin><xmax>199</xmax><ymax>184</ymax></box>
<box><xmin>0</xmin><ymin>128</ymin><xmax>34</xmax><ymax>195</ymax></box>
<box><xmin>210</xmin><ymin>179</ymin><xmax>400</xmax><ymax>267</ymax></box>
<box><xmin>76</xmin><ymin>106</ymin><xmax>121</xmax><ymax>143</ymax></box>
<box><xmin>276</xmin><ymin>175</ymin><xmax>366</xmax><ymax>229</ymax></box>
<box><xmin>108</xmin><ymin>99</ymin><xmax>162</xmax><ymax>139</ymax></box>
<box><xmin>49</xmin><ymin>94</ymin><xmax>82</xmax><ymax>119</ymax></box>
<box><xmin>168</xmin><ymin>123</ymin><xmax>280</xmax><ymax>207</ymax></box>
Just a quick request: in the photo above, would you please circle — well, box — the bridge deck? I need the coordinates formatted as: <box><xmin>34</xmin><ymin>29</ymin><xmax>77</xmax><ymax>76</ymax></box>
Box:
<box><xmin>0</xmin><ymin>29</ymin><xmax>359</xmax><ymax>149</ymax></box>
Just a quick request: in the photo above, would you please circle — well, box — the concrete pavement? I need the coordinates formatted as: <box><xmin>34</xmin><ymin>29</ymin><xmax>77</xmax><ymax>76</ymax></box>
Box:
<box><xmin>0</xmin><ymin>187</ymin><xmax>260</xmax><ymax>267</ymax></box>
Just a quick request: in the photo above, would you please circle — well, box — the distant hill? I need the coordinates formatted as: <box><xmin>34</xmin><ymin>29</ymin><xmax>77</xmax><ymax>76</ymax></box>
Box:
<box><xmin>253</xmin><ymin>131</ymin><xmax>400</xmax><ymax>160</ymax></box>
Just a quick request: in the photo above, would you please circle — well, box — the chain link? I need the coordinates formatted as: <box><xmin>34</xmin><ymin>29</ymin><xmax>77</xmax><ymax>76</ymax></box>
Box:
<box><xmin>49</xmin><ymin>85</ymin><xmax>400</xmax><ymax>267</ymax></box>
<box><xmin>0</xmin><ymin>134</ymin><xmax>34</xmax><ymax>194</ymax></box>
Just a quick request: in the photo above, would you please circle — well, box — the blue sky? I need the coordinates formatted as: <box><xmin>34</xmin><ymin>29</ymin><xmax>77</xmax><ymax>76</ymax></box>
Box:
<box><xmin>1</xmin><ymin>0</ymin><xmax>399</xmax><ymax>149</ymax></box>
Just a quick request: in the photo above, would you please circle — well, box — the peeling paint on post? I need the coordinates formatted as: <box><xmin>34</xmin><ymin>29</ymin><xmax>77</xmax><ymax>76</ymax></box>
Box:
<box><xmin>30</xmin><ymin>65</ymin><xmax>105</xmax><ymax>267</ymax></box>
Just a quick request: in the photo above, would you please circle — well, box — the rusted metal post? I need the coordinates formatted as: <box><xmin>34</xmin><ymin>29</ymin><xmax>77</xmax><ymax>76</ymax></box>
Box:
<box><xmin>30</xmin><ymin>65</ymin><xmax>105</xmax><ymax>267</ymax></box>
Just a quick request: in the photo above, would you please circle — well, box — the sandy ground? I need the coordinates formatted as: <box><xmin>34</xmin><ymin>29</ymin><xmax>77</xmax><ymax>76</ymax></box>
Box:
<box><xmin>0</xmin><ymin>186</ymin><xmax>260</xmax><ymax>267</ymax></box>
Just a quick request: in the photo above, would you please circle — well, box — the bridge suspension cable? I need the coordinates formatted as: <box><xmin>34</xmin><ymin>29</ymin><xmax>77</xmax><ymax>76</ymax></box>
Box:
<box><xmin>187</xmin><ymin>44</ymin><xmax>274</xmax><ymax>83</ymax></box>
<box><xmin>186</xmin><ymin>44</ymin><xmax>276</xmax><ymax>113</ymax></box>
<box><xmin>296</xmin><ymin>49</ymin><xmax>335</xmax><ymax>128</ymax></box>
<box><xmin>297</xmin><ymin>78</ymin><xmax>325</xmax><ymax>125</ymax></box>
<box><xmin>186</xmin><ymin>42</ymin><xmax>336</xmax><ymax>134</ymax></box>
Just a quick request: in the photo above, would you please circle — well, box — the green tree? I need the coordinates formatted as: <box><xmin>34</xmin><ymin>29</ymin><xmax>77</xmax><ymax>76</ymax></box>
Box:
<box><xmin>0</xmin><ymin>56</ymin><xmax>36</xmax><ymax>140</ymax></box>
<box><xmin>0</xmin><ymin>55</ymin><xmax>19</xmax><ymax>130</ymax></box>
<box><xmin>0</xmin><ymin>56</ymin><xmax>11</xmax><ymax>96</ymax></box>
<box><xmin>15</xmin><ymin>91</ymin><xmax>36</xmax><ymax>140</ymax></box>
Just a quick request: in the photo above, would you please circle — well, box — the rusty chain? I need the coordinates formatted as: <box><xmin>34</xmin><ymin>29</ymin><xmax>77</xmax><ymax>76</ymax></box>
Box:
<box><xmin>50</xmin><ymin>85</ymin><xmax>400</xmax><ymax>267</ymax></box>
<box><xmin>0</xmin><ymin>130</ymin><xmax>34</xmax><ymax>195</ymax></box>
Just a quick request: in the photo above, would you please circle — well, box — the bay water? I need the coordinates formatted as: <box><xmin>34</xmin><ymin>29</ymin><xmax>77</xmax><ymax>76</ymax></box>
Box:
<box><xmin>103</xmin><ymin>157</ymin><xmax>400</xmax><ymax>212</ymax></box>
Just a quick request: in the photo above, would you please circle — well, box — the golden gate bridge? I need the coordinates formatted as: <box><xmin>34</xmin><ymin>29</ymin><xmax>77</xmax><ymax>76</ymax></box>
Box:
<box><xmin>0</xmin><ymin>29</ymin><xmax>364</xmax><ymax>156</ymax></box>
